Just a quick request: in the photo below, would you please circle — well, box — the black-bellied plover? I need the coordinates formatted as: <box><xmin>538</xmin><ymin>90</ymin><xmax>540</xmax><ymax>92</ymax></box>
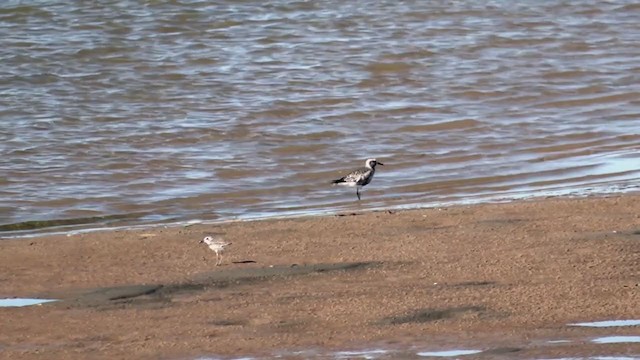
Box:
<box><xmin>331</xmin><ymin>158</ymin><xmax>384</xmax><ymax>200</ymax></box>
<box><xmin>200</xmin><ymin>235</ymin><xmax>232</xmax><ymax>266</ymax></box>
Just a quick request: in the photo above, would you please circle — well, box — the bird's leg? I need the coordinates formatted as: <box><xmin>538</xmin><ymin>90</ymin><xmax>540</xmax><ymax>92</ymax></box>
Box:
<box><xmin>215</xmin><ymin>252</ymin><xmax>221</xmax><ymax>266</ymax></box>
<box><xmin>356</xmin><ymin>187</ymin><xmax>361</xmax><ymax>200</ymax></box>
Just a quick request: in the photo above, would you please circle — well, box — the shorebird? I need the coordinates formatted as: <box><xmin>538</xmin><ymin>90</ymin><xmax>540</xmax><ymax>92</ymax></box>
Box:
<box><xmin>200</xmin><ymin>235</ymin><xmax>232</xmax><ymax>266</ymax></box>
<box><xmin>331</xmin><ymin>158</ymin><xmax>384</xmax><ymax>200</ymax></box>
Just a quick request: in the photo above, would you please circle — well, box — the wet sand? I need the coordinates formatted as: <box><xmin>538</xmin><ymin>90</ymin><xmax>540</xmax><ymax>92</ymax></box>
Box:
<box><xmin>1</xmin><ymin>195</ymin><xmax>639</xmax><ymax>359</ymax></box>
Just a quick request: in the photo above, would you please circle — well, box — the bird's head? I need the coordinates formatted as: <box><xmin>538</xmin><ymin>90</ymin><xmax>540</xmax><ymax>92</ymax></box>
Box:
<box><xmin>201</xmin><ymin>236</ymin><xmax>214</xmax><ymax>245</ymax></box>
<box><xmin>366</xmin><ymin>158</ymin><xmax>384</xmax><ymax>168</ymax></box>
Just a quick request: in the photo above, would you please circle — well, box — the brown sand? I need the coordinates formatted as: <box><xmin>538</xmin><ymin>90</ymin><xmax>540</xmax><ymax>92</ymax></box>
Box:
<box><xmin>1</xmin><ymin>195</ymin><xmax>639</xmax><ymax>359</ymax></box>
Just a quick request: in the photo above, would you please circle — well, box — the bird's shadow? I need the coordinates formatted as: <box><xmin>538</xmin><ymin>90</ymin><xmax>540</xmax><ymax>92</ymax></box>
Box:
<box><xmin>231</xmin><ymin>260</ymin><xmax>257</xmax><ymax>264</ymax></box>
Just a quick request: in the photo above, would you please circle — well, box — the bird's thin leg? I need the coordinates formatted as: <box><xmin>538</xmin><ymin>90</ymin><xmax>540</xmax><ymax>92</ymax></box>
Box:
<box><xmin>356</xmin><ymin>187</ymin><xmax>361</xmax><ymax>200</ymax></box>
<box><xmin>216</xmin><ymin>252</ymin><xmax>221</xmax><ymax>266</ymax></box>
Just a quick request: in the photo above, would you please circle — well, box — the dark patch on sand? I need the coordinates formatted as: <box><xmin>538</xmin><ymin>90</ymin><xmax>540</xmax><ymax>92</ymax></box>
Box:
<box><xmin>57</xmin><ymin>285</ymin><xmax>163</xmax><ymax>307</ymax></box>
<box><xmin>476</xmin><ymin>218</ymin><xmax>529</xmax><ymax>226</ymax></box>
<box><xmin>209</xmin><ymin>319</ymin><xmax>245</xmax><ymax>327</ymax></box>
<box><xmin>270</xmin><ymin>320</ymin><xmax>306</xmax><ymax>332</ymax></box>
<box><xmin>379</xmin><ymin>306</ymin><xmax>485</xmax><ymax>325</ymax></box>
<box><xmin>191</xmin><ymin>261</ymin><xmax>375</xmax><ymax>283</ymax></box>
<box><xmin>448</xmin><ymin>280</ymin><xmax>496</xmax><ymax>288</ymax></box>
<box><xmin>336</xmin><ymin>212</ymin><xmax>359</xmax><ymax>217</ymax></box>
<box><xmin>50</xmin><ymin>262</ymin><xmax>378</xmax><ymax>310</ymax></box>
<box><xmin>483</xmin><ymin>347</ymin><xmax>522</xmax><ymax>355</ymax></box>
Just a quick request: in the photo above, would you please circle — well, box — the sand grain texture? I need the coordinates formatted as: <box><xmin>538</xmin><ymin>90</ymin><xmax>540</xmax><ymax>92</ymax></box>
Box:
<box><xmin>1</xmin><ymin>195</ymin><xmax>639</xmax><ymax>359</ymax></box>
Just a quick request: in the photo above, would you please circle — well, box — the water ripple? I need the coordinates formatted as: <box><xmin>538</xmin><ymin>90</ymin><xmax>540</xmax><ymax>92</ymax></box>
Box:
<box><xmin>1</xmin><ymin>0</ymin><xmax>640</xmax><ymax>235</ymax></box>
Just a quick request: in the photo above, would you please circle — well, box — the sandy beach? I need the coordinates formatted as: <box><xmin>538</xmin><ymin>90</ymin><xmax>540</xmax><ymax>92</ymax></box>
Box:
<box><xmin>1</xmin><ymin>194</ymin><xmax>639</xmax><ymax>359</ymax></box>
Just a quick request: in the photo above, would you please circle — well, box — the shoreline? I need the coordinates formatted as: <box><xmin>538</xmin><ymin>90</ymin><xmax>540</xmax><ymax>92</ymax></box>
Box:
<box><xmin>3</xmin><ymin>183</ymin><xmax>639</xmax><ymax>240</ymax></box>
<box><xmin>1</xmin><ymin>194</ymin><xmax>640</xmax><ymax>359</ymax></box>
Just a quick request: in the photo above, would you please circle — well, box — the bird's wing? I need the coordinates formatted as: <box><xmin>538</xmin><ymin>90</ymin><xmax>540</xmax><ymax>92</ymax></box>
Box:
<box><xmin>333</xmin><ymin>167</ymin><xmax>369</xmax><ymax>183</ymax></box>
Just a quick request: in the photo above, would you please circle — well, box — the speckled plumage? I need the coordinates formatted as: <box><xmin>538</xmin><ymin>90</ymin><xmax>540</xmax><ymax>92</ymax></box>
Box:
<box><xmin>332</xmin><ymin>158</ymin><xmax>384</xmax><ymax>200</ymax></box>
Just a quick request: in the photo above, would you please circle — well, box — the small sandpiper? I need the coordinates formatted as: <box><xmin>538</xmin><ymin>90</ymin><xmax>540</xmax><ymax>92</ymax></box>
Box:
<box><xmin>331</xmin><ymin>158</ymin><xmax>384</xmax><ymax>200</ymax></box>
<box><xmin>200</xmin><ymin>235</ymin><xmax>232</xmax><ymax>266</ymax></box>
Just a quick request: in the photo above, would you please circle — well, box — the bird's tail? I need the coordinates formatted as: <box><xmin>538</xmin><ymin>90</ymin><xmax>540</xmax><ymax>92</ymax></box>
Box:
<box><xmin>331</xmin><ymin>178</ymin><xmax>345</xmax><ymax>184</ymax></box>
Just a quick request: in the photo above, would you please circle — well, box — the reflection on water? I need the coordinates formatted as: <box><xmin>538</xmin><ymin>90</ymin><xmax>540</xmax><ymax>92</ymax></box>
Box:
<box><xmin>196</xmin><ymin>358</ymin><xmax>255</xmax><ymax>360</ymax></box>
<box><xmin>2</xmin><ymin>0</ymin><xmax>640</xmax><ymax>235</ymax></box>
<box><xmin>195</xmin><ymin>343</ymin><xmax>640</xmax><ymax>360</ymax></box>
<box><xmin>547</xmin><ymin>340</ymin><xmax>572</xmax><ymax>344</ymax></box>
<box><xmin>417</xmin><ymin>349</ymin><xmax>482</xmax><ymax>357</ymax></box>
<box><xmin>334</xmin><ymin>349</ymin><xmax>388</xmax><ymax>359</ymax></box>
<box><xmin>591</xmin><ymin>336</ymin><xmax>640</xmax><ymax>344</ymax></box>
<box><xmin>570</xmin><ymin>319</ymin><xmax>640</xmax><ymax>328</ymax></box>
<box><xmin>0</xmin><ymin>298</ymin><xmax>57</xmax><ymax>307</ymax></box>
<box><xmin>549</xmin><ymin>357</ymin><xmax>640</xmax><ymax>360</ymax></box>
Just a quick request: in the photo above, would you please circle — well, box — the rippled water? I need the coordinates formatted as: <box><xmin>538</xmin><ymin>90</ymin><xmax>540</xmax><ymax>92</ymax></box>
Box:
<box><xmin>2</xmin><ymin>0</ymin><xmax>640</xmax><ymax>235</ymax></box>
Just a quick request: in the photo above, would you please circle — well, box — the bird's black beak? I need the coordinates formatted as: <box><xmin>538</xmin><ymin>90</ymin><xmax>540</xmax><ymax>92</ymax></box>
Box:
<box><xmin>378</xmin><ymin>162</ymin><xmax>384</xmax><ymax>166</ymax></box>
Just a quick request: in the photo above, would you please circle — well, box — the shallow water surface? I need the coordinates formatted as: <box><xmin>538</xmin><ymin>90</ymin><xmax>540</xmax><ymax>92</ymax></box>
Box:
<box><xmin>570</xmin><ymin>320</ymin><xmax>640</xmax><ymax>328</ymax></box>
<box><xmin>0</xmin><ymin>298</ymin><xmax>58</xmax><ymax>307</ymax></box>
<box><xmin>591</xmin><ymin>336</ymin><xmax>640</xmax><ymax>344</ymax></box>
<box><xmin>2</xmin><ymin>0</ymin><xmax>640</xmax><ymax>235</ymax></box>
<box><xmin>548</xmin><ymin>357</ymin><xmax>640</xmax><ymax>360</ymax></box>
<box><xmin>416</xmin><ymin>349</ymin><xmax>483</xmax><ymax>357</ymax></box>
<box><xmin>195</xmin><ymin>344</ymin><xmax>640</xmax><ymax>360</ymax></box>
<box><xmin>334</xmin><ymin>349</ymin><xmax>388</xmax><ymax>359</ymax></box>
